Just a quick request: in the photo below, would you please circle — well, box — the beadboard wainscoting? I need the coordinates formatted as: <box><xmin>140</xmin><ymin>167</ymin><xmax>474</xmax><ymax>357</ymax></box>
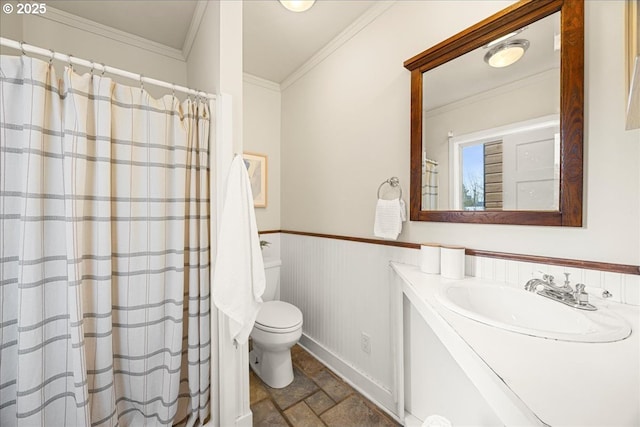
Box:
<box><xmin>280</xmin><ymin>232</ymin><xmax>418</xmax><ymax>417</ymax></box>
<box><xmin>275</xmin><ymin>231</ymin><xmax>640</xmax><ymax>420</ymax></box>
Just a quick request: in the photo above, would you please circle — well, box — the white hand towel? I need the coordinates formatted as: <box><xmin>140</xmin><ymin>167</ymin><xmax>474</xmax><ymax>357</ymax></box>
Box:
<box><xmin>374</xmin><ymin>198</ymin><xmax>404</xmax><ymax>240</ymax></box>
<box><xmin>399</xmin><ymin>198</ymin><xmax>407</xmax><ymax>222</ymax></box>
<box><xmin>212</xmin><ymin>155</ymin><xmax>266</xmax><ymax>345</ymax></box>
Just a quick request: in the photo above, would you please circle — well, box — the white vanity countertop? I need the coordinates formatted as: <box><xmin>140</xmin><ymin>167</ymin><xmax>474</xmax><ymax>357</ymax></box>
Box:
<box><xmin>391</xmin><ymin>262</ymin><xmax>640</xmax><ymax>427</ymax></box>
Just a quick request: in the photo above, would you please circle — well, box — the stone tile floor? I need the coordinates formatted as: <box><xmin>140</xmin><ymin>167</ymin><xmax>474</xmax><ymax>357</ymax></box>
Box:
<box><xmin>250</xmin><ymin>344</ymin><xmax>400</xmax><ymax>427</ymax></box>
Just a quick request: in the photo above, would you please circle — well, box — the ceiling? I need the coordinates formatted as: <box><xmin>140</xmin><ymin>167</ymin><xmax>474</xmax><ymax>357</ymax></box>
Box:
<box><xmin>49</xmin><ymin>1</ymin><xmax>198</xmax><ymax>50</ymax></box>
<box><xmin>49</xmin><ymin>0</ymin><xmax>378</xmax><ymax>84</ymax></box>
<box><xmin>243</xmin><ymin>1</ymin><xmax>377</xmax><ymax>83</ymax></box>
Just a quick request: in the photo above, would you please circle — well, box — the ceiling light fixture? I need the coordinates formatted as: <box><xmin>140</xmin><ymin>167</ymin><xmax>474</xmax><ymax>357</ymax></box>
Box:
<box><xmin>484</xmin><ymin>39</ymin><xmax>530</xmax><ymax>68</ymax></box>
<box><xmin>279</xmin><ymin>0</ymin><xmax>316</xmax><ymax>12</ymax></box>
<box><xmin>485</xmin><ymin>26</ymin><xmax>527</xmax><ymax>48</ymax></box>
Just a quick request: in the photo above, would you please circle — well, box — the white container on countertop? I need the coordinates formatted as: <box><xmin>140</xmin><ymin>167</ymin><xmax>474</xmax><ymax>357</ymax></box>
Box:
<box><xmin>420</xmin><ymin>243</ymin><xmax>441</xmax><ymax>274</ymax></box>
<box><xmin>440</xmin><ymin>245</ymin><xmax>465</xmax><ymax>279</ymax></box>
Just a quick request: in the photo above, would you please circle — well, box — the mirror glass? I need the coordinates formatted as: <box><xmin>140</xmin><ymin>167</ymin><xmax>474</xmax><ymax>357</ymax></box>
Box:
<box><xmin>421</xmin><ymin>12</ymin><xmax>561</xmax><ymax>211</ymax></box>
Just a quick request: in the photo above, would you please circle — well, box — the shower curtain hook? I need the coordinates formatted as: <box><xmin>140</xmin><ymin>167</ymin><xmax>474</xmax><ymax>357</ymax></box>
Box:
<box><xmin>49</xmin><ymin>49</ymin><xmax>54</xmax><ymax>65</ymax></box>
<box><xmin>20</xmin><ymin>41</ymin><xmax>26</xmax><ymax>56</ymax></box>
<box><xmin>100</xmin><ymin>63</ymin><xmax>106</xmax><ymax>77</ymax></box>
<box><xmin>68</xmin><ymin>54</ymin><xmax>73</xmax><ymax>71</ymax></box>
<box><xmin>172</xmin><ymin>84</ymin><xmax>176</xmax><ymax>100</ymax></box>
<box><xmin>89</xmin><ymin>61</ymin><xmax>95</xmax><ymax>78</ymax></box>
<box><xmin>140</xmin><ymin>74</ymin><xmax>144</xmax><ymax>93</ymax></box>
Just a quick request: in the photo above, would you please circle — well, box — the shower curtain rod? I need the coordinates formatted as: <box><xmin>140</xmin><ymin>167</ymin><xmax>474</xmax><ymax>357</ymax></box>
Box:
<box><xmin>0</xmin><ymin>37</ymin><xmax>216</xmax><ymax>100</ymax></box>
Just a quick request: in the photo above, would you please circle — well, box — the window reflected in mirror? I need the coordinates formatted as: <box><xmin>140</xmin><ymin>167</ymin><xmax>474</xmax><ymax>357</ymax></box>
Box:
<box><xmin>445</xmin><ymin>115</ymin><xmax>560</xmax><ymax>212</ymax></box>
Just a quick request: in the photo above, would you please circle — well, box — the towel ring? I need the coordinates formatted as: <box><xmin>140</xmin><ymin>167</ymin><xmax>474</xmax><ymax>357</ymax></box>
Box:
<box><xmin>377</xmin><ymin>176</ymin><xmax>402</xmax><ymax>199</ymax></box>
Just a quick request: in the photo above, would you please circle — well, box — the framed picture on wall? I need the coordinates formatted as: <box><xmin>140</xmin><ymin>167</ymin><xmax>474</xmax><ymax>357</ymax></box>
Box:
<box><xmin>243</xmin><ymin>152</ymin><xmax>267</xmax><ymax>208</ymax></box>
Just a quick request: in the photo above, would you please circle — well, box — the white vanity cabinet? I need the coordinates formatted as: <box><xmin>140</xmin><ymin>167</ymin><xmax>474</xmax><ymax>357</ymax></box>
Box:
<box><xmin>391</xmin><ymin>262</ymin><xmax>640</xmax><ymax>426</ymax></box>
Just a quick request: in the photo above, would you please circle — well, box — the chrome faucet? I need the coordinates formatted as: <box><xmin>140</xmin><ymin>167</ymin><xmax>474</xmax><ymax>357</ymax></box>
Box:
<box><xmin>525</xmin><ymin>273</ymin><xmax>572</xmax><ymax>295</ymax></box>
<box><xmin>525</xmin><ymin>272</ymin><xmax>597</xmax><ymax>311</ymax></box>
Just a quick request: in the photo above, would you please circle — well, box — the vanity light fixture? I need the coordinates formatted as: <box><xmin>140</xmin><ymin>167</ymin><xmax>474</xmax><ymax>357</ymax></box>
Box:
<box><xmin>484</xmin><ymin>39</ymin><xmax>530</xmax><ymax>68</ymax></box>
<box><xmin>279</xmin><ymin>0</ymin><xmax>316</xmax><ymax>12</ymax></box>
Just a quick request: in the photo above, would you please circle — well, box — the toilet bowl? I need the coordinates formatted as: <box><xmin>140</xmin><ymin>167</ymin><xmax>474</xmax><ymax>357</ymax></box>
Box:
<box><xmin>250</xmin><ymin>300</ymin><xmax>303</xmax><ymax>388</ymax></box>
<box><xmin>249</xmin><ymin>259</ymin><xmax>303</xmax><ymax>388</ymax></box>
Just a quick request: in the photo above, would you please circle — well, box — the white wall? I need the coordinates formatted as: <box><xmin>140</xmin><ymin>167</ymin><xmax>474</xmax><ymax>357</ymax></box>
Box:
<box><xmin>584</xmin><ymin>1</ymin><xmax>640</xmax><ymax>267</ymax></box>
<box><xmin>281</xmin><ymin>0</ymin><xmax>640</xmax><ymax>266</ymax></box>
<box><xmin>0</xmin><ymin>6</ymin><xmax>22</xmax><ymax>44</ymax></box>
<box><xmin>1</xmin><ymin>11</ymin><xmax>188</xmax><ymax>99</ymax></box>
<box><xmin>244</xmin><ymin>75</ymin><xmax>282</xmax><ymax>231</ymax></box>
<box><xmin>187</xmin><ymin>2</ymin><xmax>220</xmax><ymax>96</ymax></box>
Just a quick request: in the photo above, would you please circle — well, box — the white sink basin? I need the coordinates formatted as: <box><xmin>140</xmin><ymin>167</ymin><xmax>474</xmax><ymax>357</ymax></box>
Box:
<box><xmin>437</xmin><ymin>283</ymin><xmax>631</xmax><ymax>343</ymax></box>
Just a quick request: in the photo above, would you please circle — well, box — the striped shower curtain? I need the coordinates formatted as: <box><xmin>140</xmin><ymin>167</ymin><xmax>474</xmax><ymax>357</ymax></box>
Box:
<box><xmin>0</xmin><ymin>56</ymin><xmax>210</xmax><ymax>426</ymax></box>
<box><xmin>422</xmin><ymin>161</ymin><xmax>438</xmax><ymax>210</ymax></box>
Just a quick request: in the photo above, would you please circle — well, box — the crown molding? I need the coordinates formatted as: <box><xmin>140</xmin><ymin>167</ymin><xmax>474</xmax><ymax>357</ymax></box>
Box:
<box><xmin>38</xmin><ymin>6</ymin><xmax>185</xmax><ymax>61</ymax></box>
<box><xmin>182</xmin><ymin>1</ymin><xmax>209</xmax><ymax>60</ymax></box>
<box><xmin>423</xmin><ymin>68</ymin><xmax>559</xmax><ymax>119</ymax></box>
<box><xmin>280</xmin><ymin>0</ymin><xmax>396</xmax><ymax>90</ymax></box>
<box><xmin>244</xmin><ymin>73</ymin><xmax>281</xmax><ymax>92</ymax></box>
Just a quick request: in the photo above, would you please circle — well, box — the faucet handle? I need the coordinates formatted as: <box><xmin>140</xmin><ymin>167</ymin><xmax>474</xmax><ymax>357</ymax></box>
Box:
<box><xmin>536</xmin><ymin>271</ymin><xmax>554</xmax><ymax>284</ymax></box>
<box><xmin>563</xmin><ymin>272</ymin><xmax>571</xmax><ymax>286</ymax></box>
<box><xmin>574</xmin><ymin>283</ymin><xmax>589</xmax><ymax>305</ymax></box>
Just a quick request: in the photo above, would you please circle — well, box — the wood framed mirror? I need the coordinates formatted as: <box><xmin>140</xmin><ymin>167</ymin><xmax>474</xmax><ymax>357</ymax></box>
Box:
<box><xmin>404</xmin><ymin>0</ymin><xmax>583</xmax><ymax>226</ymax></box>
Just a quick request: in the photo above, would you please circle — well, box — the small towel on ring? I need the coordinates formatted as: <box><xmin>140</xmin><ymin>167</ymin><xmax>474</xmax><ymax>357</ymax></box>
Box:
<box><xmin>374</xmin><ymin>198</ymin><xmax>406</xmax><ymax>240</ymax></box>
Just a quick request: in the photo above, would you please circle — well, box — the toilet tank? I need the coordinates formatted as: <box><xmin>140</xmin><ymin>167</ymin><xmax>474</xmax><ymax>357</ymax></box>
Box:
<box><xmin>262</xmin><ymin>258</ymin><xmax>282</xmax><ymax>302</ymax></box>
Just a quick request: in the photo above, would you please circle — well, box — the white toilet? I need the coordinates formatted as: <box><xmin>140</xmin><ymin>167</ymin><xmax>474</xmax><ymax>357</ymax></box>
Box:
<box><xmin>250</xmin><ymin>258</ymin><xmax>303</xmax><ymax>389</ymax></box>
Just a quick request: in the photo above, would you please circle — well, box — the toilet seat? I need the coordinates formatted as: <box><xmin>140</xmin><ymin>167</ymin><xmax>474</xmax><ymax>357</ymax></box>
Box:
<box><xmin>255</xmin><ymin>301</ymin><xmax>303</xmax><ymax>333</ymax></box>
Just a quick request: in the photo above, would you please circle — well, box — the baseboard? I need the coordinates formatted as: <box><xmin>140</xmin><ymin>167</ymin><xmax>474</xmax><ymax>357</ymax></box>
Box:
<box><xmin>234</xmin><ymin>411</ymin><xmax>252</xmax><ymax>427</ymax></box>
<box><xmin>403</xmin><ymin>411</ymin><xmax>424</xmax><ymax>426</ymax></box>
<box><xmin>298</xmin><ymin>334</ymin><xmax>402</xmax><ymax>424</ymax></box>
